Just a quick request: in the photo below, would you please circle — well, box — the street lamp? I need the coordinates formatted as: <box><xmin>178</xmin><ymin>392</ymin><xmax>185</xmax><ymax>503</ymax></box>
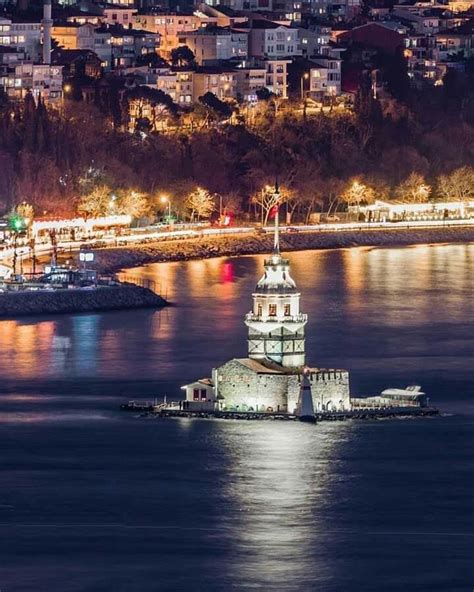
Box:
<box><xmin>300</xmin><ymin>72</ymin><xmax>309</xmax><ymax>102</ymax></box>
<box><xmin>160</xmin><ymin>195</ymin><xmax>172</xmax><ymax>223</ymax></box>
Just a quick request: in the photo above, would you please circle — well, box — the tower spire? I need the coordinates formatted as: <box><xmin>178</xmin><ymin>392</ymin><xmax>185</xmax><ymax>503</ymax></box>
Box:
<box><xmin>273</xmin><ymin>181</ymin><xmax>280</xmax><ymax>256</ymax></box>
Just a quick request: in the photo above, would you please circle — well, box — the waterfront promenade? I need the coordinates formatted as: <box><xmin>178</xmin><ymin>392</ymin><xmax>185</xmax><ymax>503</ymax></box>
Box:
<box><xmin>2</xmin><ymin>218</ymin><xmax>474</xmax><ymax>276</ymax></box>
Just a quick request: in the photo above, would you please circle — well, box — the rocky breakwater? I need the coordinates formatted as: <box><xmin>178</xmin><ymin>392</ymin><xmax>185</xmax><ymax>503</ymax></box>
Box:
<box><xmin>0</xmin><ymin>284</ymin><xmax>167</xmax><ymax>318</ymax></box>
<box><xmin>93</xmin><ymin>226</ymin><xmax>474</xmax><ymax>273</ymax></box>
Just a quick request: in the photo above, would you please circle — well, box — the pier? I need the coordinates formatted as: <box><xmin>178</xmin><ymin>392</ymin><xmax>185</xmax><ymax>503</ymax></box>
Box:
<box><xmin>121</xmin><ymin>404</ymin><xmax>440</xmax><ymax>421</ymax></box>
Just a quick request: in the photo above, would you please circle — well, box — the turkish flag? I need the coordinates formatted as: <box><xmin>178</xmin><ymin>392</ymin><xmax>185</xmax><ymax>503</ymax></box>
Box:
<box><xmin>269</xmin><ymin>205</ymin><xmax>279</xmax><ymax>219</ymax></box>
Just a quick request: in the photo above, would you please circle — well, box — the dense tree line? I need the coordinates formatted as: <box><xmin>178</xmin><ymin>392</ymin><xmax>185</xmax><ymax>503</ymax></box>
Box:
<box><xmin>0</xmin><ymin>79</ymin><xmax>473</xmax><ymax>221</ymax></box>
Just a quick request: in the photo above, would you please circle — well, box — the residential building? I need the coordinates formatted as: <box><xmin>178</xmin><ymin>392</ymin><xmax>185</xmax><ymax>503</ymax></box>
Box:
<box><xmin>197</xmin><ymin>4</ymin><xmax>249</xmax><ymax>28</ymax></box>
<box><xmin>336</xmin><ymin>22</ymin><xmax>405</xmax><ymax>55</ymax></box>
<box><xmin>95</xmin><ymin>24</ymin><xmax>159</xmax><ymax>69</ymax></box>
<box><xmin>103</xmin><ymin>8</ymin><xmax>137</xmax><ymax>27</ymax></box>
<box><xmin>157</xmin><ymin>68</ymin><xmax>195</xmax><ymax>104</ymax></box>
<box><xmin>52</xmin><ymin>23</ymin><xmax>113</xmax><ymax>69</ymax></box>
<box><xmin>434</xmin><ymin>22</ymin><xmax>473</xmax><ymax>61</ymax></box>
<box><xmin>0</xmin><ymin>17</ymin><xmax>42</xmax><ymax>62</ymax></box>
<box><xmin>0</xmin><ymin>62</ymin><xmax>62</xmax><ymax>103</ymax></box>
<box><xmin>153</xmin><ymin>60</ymin><xmax>277</xmax><ymax>103</ymax></box>
<box><xmin>178</xmin><ymin>26</ymin><xmax>248</xmax><ymax>64</ymax></box>
<box><xmin>51</xmin><ymin>48</ymin><xmax>103</xmax><ymax>80</ymax></box>
<box><xmin>298</xmin><ymin>24</ymin><xmax>331</xmax><ymax>57</ymax></box>
<box><xmin>243</xmin><ymin>20</ymin><xmax>301</xmax><ymax>58</ymax></box>
<box><xmin>309</xmin><ymin>55</ymin><xmax>341</xmax><ymax>95</ymax></box>
<box><xmin>391</xmin><ymin>8</ymin><xmax>442</xmax><ymax>35</ymax></box>
<box><xmin>235</xmin><ymin>62</ymin><xmax>266</xmax><ymax>100</ymax></box>
<box><xmin>264</xmin><ymin>58</ymin><xmax>290</xmax><ymax>96</ymax></box>
<box><xmin>133</xmin><ymin>12</ymin><xmax>215</xmax><ymax>57</ymax></box>
<box><xmin>193</xmin><ymin>66</ymin><xmax>238</xmax><ymax>99</ymax></box>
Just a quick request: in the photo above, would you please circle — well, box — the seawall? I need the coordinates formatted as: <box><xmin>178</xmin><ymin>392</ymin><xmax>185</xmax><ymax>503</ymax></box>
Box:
<box><xmin>0</xmin><ymin>284</ymin><xmax>167</xmax><ymax>318</ymax></box>
<box><xmin>93</xmin><ymin>226</ymin><xmax>474</xmax><ymax>273</ymax></box>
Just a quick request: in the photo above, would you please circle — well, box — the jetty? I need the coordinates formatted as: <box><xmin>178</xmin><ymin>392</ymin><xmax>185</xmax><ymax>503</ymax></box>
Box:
<box><xmin>120</xmin><ymin>402</ymin><xmax>439</xmax><ymax>421</ymax></box>
<box><xmin>0</xmin><ymin>277</ymin><xmax>167</xmax><ymax>318</ymax></box>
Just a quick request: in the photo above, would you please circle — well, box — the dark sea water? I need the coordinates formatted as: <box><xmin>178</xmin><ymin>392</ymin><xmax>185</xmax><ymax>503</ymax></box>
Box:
<box><xmin>0</xmin><ymin>244</ymin><xmax>473</xmax><ymax>592</ymax></box>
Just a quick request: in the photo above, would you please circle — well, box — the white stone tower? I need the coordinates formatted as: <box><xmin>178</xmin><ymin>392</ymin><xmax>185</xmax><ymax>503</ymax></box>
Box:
<box><xmin>245</xmin><ymin>187</ymin><xmax>307</xmax><ymax>368</ymax></box>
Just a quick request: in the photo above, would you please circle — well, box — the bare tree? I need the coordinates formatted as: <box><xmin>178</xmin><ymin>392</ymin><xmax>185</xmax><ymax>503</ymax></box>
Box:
<box><xmin>437</xmin><ymin>166</ymin><xmax>474</xmax><ymax>201</ymax></box>
<box><xmin>251</xmin><ymin>185</ymin><xmax>292</xmax><ymax>226</ymax></box>
<box><xmin>395</xmin><ymin>173</ymin><xmax>431</xmax><ymax>203</ymax></box>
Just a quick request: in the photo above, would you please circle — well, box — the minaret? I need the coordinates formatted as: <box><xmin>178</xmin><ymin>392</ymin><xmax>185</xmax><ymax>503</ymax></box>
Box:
<box><xmin>42</xmin><ymin>0</ymin><xmax>53</xmax><ymax>65</ymax></box>
<box><xmin>245</xmin><ymin>185</ymin><xmax>307</xmax><ymax>368</ymax></box>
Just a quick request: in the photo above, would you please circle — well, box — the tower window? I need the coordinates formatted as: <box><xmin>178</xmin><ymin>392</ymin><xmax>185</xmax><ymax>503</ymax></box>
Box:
<box><xmin>268</xmin><ymin>304</ymin><xmax>277</xmax><ymax>316</ymax></box>
<box><xmin>257</xmin><ymin>304</ymin><xmax>262</xmax><ymax>316</ymax></box>
<box><xmin>284</xmin><ymin>304</ymin><xmax>291</xmax><ymax>316</ymax></box>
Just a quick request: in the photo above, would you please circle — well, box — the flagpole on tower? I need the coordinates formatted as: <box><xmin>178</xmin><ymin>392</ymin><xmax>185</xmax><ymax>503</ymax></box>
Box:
<box><xmin>273</xmin><ymin>180</ymin><xmax>280</xmax><ymax>256</ymax></box>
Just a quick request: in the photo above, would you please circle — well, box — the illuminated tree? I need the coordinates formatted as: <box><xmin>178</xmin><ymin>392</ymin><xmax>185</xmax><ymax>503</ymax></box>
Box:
<box><xmin>437</xmin><ymin>167</ymin><xmax>474</xmax><ymax>201</ymax></box>
<box><xmin>15</xmin><ymin>202</ymin><xmax>34</xmax><ymax>225</ymax></box>
<box><xmin>251</xmin><ymin>184</ymin><xmax>292</xmax><ymax>226</ymax></box>
<box><xmin>395</xmin><ymin>173</ymin><xmax>431</xmax><ymax>203</ymax></box>
<box><xmin>116</xmin><ymin>190</ymin><xmax>149</xmax><ymax>219</ymax></box>
<box><xmin>185</xmin><ymin>187</ymin><xmax>215</xmax><ymax>221</ymax></box>
<box><xmin>77</xmin><ymin>185</ymin><xmax>112</xmax><ymax>218</ymax></box>
<box><xmin>341</xmin><ymin>179</ymin><xmax>376</xmax><ymax>208</ymax></box>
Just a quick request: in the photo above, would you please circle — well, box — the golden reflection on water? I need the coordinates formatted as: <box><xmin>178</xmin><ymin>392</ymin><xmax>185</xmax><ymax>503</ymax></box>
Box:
<box><xmin>1</xmin><ymin>244</ymin><xmax>473</xmax><ymax>381</ymax></box>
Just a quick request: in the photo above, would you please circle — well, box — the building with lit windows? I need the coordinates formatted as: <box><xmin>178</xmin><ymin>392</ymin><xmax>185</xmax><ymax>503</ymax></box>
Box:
<box><xmin>309</xmin><ymin>55</ymin><xmax>341</xmax><ymax>96</ymax></box>
<box><xmin>1</xmin><ymin>62</ymin><xmax>62</xmax><ymax>103</ymax></box>
<box><xmin>52</xmin><ymin>23</ymin><xmax>113</xmax><ymax>69</ymax></box>
<box><xmin>133</xmin><ymin>12</ymin><xmax>216</xmax><ymax>57</ymax></box>
<box><xmin>0</xmin><ymin>17</ymin><xmax>42</xmax><ymax>62</ymax></box>
<box><xmin>244</xmin><ymin>20</ymin><xmax>301</xmax><ymax>59</ymax></box>
<box><xmin>177</xmin><ymin>25</ymin><xmax>248</xmax><ymax>64</ymax></box>
<box><xmin>264</xmin><ymin>58</ymin><xmax>290</xmax><ymax>97</ymax></box>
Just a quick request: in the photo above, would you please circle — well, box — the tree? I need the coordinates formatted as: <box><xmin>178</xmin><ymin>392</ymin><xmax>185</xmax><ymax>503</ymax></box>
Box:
<box><xmin>170</xmin><ymin>46</ymin><xmax>196</xmax><ymax>68</ymax></box>
<box><xmin>185</xmin><ymin>187</ymin><xmax>215</xmax><ymax>221</ymax></box>
<box><xmin>251</xmin><ymin>184</ymin><xmax>292</xmax><ymax>226</ymax></box>
<box><xmin>255</xmin><ymin>87</ymin><xmax>274</xmax><ymax>101</ymax></box>
<box><xmin>77</xmin><ymin>185</ymin><xmax>113</xmax><ymax>218</ymax></box>
<box><xmin>437</xmin><ymin>167</ymin><xmax>474</xmax><ymax>201</ymax></box>
<box><xmin>395</xmin><ymin>173</ymin><xmax>431</xmax><ymax>203</ymax></box>
<box><xmin>127</xmin><ymin>87</ymin><xmax>179</xmax><ymax>133</ymax></box>
<box><xmin>198</xmin><ymin>92</ymin><xmax>233</xmax><ymax>122</ymax></box>
<box><xmin>15</xmin><ymin>201</ymin><xmax>34</xmax><ymax>225</ymax></box>
<box><xmin>341</xmin><ymin>179</ymin><xmax>376</xmax><ymax>209</ymax></box>
<box><xmin>116</xmin><ymin>189</ymin><xmax>148</xmax><ymax>219</ymax></box>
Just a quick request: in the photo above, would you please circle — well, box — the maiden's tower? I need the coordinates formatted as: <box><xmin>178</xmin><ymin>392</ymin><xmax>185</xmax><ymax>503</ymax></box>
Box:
<box><xmin>182</xmin><ymin>189</ymin><xmax>351</xmax><ymax>414</ymax></box>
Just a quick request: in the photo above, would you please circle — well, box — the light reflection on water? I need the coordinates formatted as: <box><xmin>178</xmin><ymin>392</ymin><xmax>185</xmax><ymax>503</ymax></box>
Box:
<box><xmin>212</xmin><ymin>421</ymin><xmax>350</xmax><ymax>585</ymax></box>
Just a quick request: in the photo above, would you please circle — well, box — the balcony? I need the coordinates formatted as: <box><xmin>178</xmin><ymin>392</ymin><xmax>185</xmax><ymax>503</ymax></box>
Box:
<box><xmin>245</xmin><ymin>312</ymin><xmax>307</xmax><ymax>324</ymax></box>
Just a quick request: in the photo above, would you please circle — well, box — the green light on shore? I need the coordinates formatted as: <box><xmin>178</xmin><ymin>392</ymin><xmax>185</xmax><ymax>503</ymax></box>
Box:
<box><xmin>9</xmin><ymin>215</ymin><xmax>26</xmax><ymax>232</ymax></box>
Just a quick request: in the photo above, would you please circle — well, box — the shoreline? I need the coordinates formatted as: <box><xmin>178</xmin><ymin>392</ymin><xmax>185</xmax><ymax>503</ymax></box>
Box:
<box><xmin>0</xmin><ymin>284</ymin><xmax>168</xmax><ymax>318</ymax></box>
<box><xmin>92</xmin><ymin>226</ymin><xmax>474</xmax><ymax>273</ymax></box>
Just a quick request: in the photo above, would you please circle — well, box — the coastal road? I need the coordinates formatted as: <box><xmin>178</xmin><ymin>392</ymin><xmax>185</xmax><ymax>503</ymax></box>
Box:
<box><xmin>1</xmin><ymin>218</ymin><xmax>474</xmax><ymax>275</ymax></box>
